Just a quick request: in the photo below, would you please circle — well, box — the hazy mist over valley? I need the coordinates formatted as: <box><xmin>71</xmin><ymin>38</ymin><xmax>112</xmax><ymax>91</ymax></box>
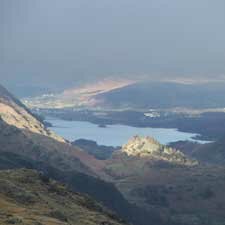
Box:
<box><xmin>1</xmin><ymin>1</ymin><xmax>225</xmax><ymax>225</ymax></box>
<box><xmin>1</xmin><ymin>0</ymin><xmax>225</xmax><ymax>91</ymax></box>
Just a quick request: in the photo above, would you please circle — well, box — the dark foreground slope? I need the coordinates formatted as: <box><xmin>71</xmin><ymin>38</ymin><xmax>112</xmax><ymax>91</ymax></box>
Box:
<box><xmin>0</xmin><ymin>169</ymin><xmax>126</xmax><ymax>225</ymax></box>
<box><xmin>0</xmin><ymin>150</ymin><xmax>164</xmax><ymax>225</ymax></box>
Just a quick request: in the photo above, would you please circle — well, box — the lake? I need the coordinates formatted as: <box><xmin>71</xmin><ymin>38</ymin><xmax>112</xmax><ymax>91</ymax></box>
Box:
<box><xmin>46</xmin><ymin>117</ymin><xmax>206</xmax><ymax>146</ymax></box>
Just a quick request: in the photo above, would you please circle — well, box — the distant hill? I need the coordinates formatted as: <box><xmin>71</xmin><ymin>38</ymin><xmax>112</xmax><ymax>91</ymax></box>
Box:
<box><xmin>192</xmin><ymin>137</ymin><xmax>225</xmax><ymax>165</ymax></box>
<box><xmin>95</xmin><ymin>81</ymin><xmax>225</xmax><ymax>109</ymax></box>
<box><xmin>23</xmin><ymin>80</ymin><xmax>225</xmax><ymax>110</ymax></box>
<box><xmin>23</xmin><ymin>79</ymin><xmax>136</xmax><ymax>109</ymax></box>
<box><xmin>0</xmin><ymin>169</ymin><xmax>126</xmax><ymax>225</ymax></box>
<box><xmin>169</xmin><ymin>137</ymin><xmax>225</xmax><ymax>166</ymax></box>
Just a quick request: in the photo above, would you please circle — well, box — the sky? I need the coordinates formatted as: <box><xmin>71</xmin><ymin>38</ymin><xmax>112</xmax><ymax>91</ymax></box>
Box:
<box><xmin>1</xmin><ymin>0</ymin><xmax>225</xmax><ymax>90</ymax></box>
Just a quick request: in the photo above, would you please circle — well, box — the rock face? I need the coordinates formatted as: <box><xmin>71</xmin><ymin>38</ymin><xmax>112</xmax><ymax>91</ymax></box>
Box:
<box><xmin>0</xmin><ymin>169</ymin><xmax>126</xmax><ymax>225</ymax></box>
<box><xmin>0</xmin><ymin>84</ymin><xmax>64</xmax><ymax>142</ymax></box>
<box><xmin>122</xmin><ymin>136</ymin><xmax>162</xmax><ymax>156</ymax></box>
<box><xmin>121</xmin><ymin>136</ymin><xmax>198</xmax><ymax>166</ymax></box>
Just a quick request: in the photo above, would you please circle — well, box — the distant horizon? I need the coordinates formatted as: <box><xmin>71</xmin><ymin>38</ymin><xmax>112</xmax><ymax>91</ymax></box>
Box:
<box><xmin>1</xmin><ymin>0</ymin><xmax>225</xmax><ymax>89</ymax></box>
<box><xmin>4</xmin><ymin>74</ymin><xmax>225</xmax><ymax>94</ymax></box>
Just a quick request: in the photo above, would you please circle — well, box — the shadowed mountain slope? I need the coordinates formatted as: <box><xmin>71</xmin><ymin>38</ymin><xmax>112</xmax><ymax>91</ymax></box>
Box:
<box><xmin>192</xmin><ymin>137</ymin><xmax>225</xmax><ymax>165</ymax></box>
<box><xmin>0</xmin><ymin>84</ymin><xmax>107</xmax><ymax>176</ymax></box>
<box><xmin>73</xmin><ymin>139</ymin><xmax>119</xmax><ymax>160</ymax></box>
<box><xmin>169</xmin><ymin>137</ymin><xmax>225</xmax><ymax>165</ymax></box>
<box><xmin>0</xmin><ymin>118</ymin><xmax>95</xmax><ymax>175</ymax></box>
<box><xmin>95</xmin><ymin>81</ymin><xmax>225</xmax><ymax>109</ymax></box>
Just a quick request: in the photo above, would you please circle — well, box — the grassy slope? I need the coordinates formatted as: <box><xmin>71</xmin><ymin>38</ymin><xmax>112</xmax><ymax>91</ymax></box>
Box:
<box><xmin>0</xmin><ymin>169</ymin><xmax>126</xmax><ymax>225</ymax></box>
<box><xmin>0</xmin><ymin>151</ymin><xmax>164</xmax><ymax>225</ymax></box>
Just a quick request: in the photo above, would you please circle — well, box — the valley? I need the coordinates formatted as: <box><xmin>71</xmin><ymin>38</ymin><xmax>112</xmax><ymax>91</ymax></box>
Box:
<box><xmin>1</xmin><ymin>82</ymin><xmax>225</xmax><ymax>225</ymax></box>
<box><xmin>25</xmin><ymin>79</ymin><xmax>225</xmax><ymax>143</ymax></box>
<box><xmin>2</xmin><ymin>2</ymin><xmax>225</xmax><ymax>224</ymax></box>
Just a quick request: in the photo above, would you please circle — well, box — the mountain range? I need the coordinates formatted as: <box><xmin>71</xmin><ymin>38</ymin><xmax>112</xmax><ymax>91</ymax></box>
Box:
<box><xmin>23</xmin><ymin>79</ymin><xmax>136</xmax><ymax>109</ymax></box>
<box><xmin>23</xmin><ymin>80</ymin><xmax>225</xmax><ymax>110</ymax></box>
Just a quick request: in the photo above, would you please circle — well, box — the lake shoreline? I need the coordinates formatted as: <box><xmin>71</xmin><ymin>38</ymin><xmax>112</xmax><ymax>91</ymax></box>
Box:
<box><xmin>46</xmin><ymin>117</ymin><xmax>209</xmax><ymax>147</ymax></box>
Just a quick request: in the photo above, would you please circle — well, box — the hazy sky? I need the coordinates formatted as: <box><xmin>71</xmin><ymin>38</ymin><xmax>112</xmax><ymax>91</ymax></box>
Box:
<box><xmin>1</xmin><ymin>0</ymin><xmax>225</xmax><ymax>88</ymax></box>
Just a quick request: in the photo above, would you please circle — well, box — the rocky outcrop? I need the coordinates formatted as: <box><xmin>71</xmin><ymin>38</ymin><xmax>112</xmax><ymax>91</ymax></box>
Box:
<box><xmin>121</xmin><ymin>136</ymin><xmax>198</xmax><ymax>166</ymax></box>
